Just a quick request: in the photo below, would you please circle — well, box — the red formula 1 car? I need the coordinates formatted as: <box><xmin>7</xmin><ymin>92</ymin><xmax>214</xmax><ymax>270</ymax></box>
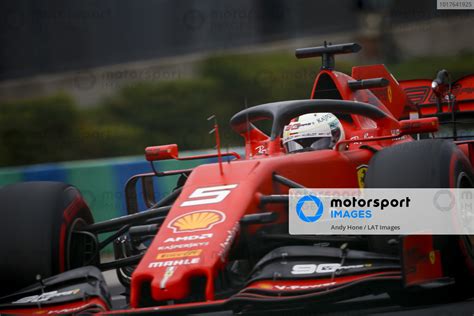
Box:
<box><xmin>1</xmin><ymin>43</ymin><xmax>474</xmax><ymax>315</ymax></box>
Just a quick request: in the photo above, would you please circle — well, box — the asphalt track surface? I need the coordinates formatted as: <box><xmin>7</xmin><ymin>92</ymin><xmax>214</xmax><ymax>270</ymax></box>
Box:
<box><xmin>102</xmin><ymin>271</ymin><xmax>474</xmax><ymax>315</ymax></box>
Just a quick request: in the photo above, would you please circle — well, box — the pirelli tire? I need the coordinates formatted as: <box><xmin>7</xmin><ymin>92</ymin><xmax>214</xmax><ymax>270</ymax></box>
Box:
<box><xmin>365</xmin><ymin>139</ymin><xmax>474</xmax><ymax>305</ymax></box>
<box><xmin>0</xmin><ymin>181</ymin><xmax>95</xmax><ymax>297</ymax></box>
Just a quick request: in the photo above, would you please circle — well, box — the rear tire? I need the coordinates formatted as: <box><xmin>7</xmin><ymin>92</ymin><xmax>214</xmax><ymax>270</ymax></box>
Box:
<box><xmin>0</xmin><ymin>181</ymin><xmax>94</xmax><ymax>296</ymax></box>
<box><xmin>365</xmin><ymin>139</ymin><xmax>474</xmax><ymax>305</ymax></box>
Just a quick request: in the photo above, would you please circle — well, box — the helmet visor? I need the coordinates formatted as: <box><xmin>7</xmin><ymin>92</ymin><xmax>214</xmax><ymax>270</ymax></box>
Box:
<box><xmin>284</xmin><ymin>137</ymin><xmax>332</xmax><ymax>153</ymax></box>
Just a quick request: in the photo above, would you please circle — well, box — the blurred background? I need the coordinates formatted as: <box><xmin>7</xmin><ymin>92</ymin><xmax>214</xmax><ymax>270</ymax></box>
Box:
<box><xmin>0</xmin><ymin>0</ymin><xmax>474</xmax><ymax>220</ymax></box>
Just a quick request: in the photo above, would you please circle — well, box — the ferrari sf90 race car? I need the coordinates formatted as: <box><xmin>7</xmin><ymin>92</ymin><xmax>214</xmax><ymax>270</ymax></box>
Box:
<box><xmin>1</xmin><ymin>43</ymin><xmax>474</xmax><ymax>315</ymax></box>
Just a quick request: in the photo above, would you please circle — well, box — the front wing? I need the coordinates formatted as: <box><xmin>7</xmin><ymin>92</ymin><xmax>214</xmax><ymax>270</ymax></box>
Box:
<box><xmin>0</xmin><ymin>236</ymin><xmax>446</xmax><ymax>315</ymax></box>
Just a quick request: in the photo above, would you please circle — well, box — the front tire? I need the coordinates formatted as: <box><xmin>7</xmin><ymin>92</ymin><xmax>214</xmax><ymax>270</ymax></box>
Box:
<box><xmin>0</xmin><ymin>181</ymin><xmax>94</xmax><ymax>296</ymax></box>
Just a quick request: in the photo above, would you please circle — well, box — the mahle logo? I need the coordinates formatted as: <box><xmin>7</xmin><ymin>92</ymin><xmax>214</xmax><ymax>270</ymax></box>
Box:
<box><xmin>296</xmin><ymin>195</ymin><xmax>324</xmax><ymax>222</ymax></box>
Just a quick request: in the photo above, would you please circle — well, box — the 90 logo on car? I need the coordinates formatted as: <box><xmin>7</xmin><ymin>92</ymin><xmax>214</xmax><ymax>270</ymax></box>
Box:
<box><xmin>291</xmin><ymin>263</ymin><xmax>367</xmax><ymax>275</ymax></box>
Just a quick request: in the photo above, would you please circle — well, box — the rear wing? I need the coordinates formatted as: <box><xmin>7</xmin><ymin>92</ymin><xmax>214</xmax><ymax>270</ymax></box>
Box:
<box><xmin>400</xmin><ymin>74</ymin><xmax>474</xmax><ymax>141</ymax></box>
<box><xmin>399</xmin><ymin>74</ymin><xmax>474</xmax><ymax>116</ymax></box>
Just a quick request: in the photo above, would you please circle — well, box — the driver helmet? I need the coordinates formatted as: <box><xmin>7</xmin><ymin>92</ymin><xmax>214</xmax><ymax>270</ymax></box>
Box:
<box><xmin>282</xmin><ymin>113</ymin><xmax>345</xmax><ymax>153</ymax></box>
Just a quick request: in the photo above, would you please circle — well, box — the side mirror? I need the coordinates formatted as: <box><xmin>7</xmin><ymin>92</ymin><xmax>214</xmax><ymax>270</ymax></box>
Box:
<box><xmin>145</xmin><ymin>144</ymin><xmax>178</xmax><ymax>161</ymax></box>
<box><xmin>399</xmin><ymin>117</ymin><xmax>439</xmax><ymax>135</ymax></box>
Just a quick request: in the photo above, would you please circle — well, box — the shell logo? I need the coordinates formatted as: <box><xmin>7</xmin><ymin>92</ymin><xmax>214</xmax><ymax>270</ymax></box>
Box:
<box><xmin>168</xmin><ymin>210</ymin><xmax>226</xmax><ymax>233</ymax></box>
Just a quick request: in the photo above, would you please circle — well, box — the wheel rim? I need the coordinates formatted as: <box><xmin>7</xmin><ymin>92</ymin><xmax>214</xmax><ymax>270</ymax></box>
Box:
<box><xmin>457</xmin><ymin>172</ymin><xmax>473</xmax><ymax>188</ymax></box>
<box><xmin>456</xmin><ymin>172</ymin><xmax>474</xmax><ymax>259</ymax></box>
<box><xmin>65</xmin><ymin>217</ymin><xmax>87</xmax><ymax>270</ymax></box>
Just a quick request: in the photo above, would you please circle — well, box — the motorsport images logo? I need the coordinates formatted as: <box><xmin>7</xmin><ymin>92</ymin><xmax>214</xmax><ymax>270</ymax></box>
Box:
<box><xmin>296</xmin><ymin>195</ymin><xmax>324</xmax><ymax>222</ymax></box>
<box><xmin>290</xmin><ymin>188</ymin><xmax>474</xmax><ymax>235</ymax></box>
<box><xmin>295</xmin><ymin>192</ymin><xmax>411</xmax><ymax>222</ymax></box>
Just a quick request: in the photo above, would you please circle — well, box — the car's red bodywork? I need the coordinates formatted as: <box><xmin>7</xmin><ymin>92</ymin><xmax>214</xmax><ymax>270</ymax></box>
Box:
<box><xmin>2</xmin><ymin>45</ymin><xmax>474</xmax><ymax>315</ymax></box>
<box><xmin>128</xmin><ymin>63</ymin><xmax>474</xmax><ymax>309</ymax></box>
